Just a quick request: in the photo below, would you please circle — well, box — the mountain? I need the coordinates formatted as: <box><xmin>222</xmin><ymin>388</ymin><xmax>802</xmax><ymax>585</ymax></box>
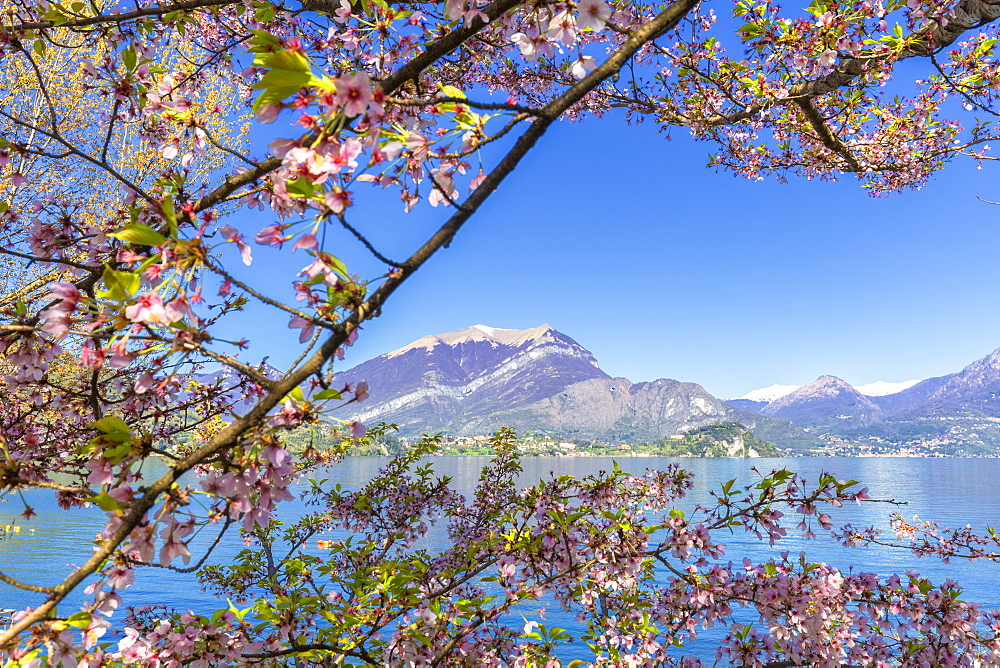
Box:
<box><xmin>731</xmin><ymin>347</ymin><xmax>1000</xmax><ymax>453</ymax></box>
<box><xmin>853</xmin><ymin>380</ymin><xmax>921</xmax><ymax>396</ymax></box>
<box><xmin>872</xmin><ymin>348</ymin><xmax>1000</xmax><ymax>415</ymax></box>
<box><xmin>760</xmin><ymin>375</ymin><xmax>885</xmax><ymax>430</ymax></box>
<box><xmin>728</xmin><ymin>384</ymin><xmax>800</xmax><ymax>413</ymax></box>
<box><xmin>733</xmin><ymin>379</ymin><xmax>920</xmax><ymax>411</ymax></box>
<box><xmin>334</xmin><ymin>325</ymin><xmax>819</xmax><ymax>452</ymax></box>
<box><xmin>333</xmin><ymin>324</ymin><xmax>609</xmax><ymax>431</ymax></box>
<box><xmin>739</xmin><ymin>384</ymin><xmax>802</xmax><ymax>403</ymax></box>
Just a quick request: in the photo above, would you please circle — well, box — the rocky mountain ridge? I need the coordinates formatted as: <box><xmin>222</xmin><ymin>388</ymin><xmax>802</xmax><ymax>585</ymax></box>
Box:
<box><xmin>333</xmin><ymin>325</ymin><xmax>817</xmax><ymax>451</ymax></box>
<box><xmin>729</xmin><ymin>347</ymin><xmax>1000</xmax><ymax>453</ymax></box>
<box><xmin>198</xmin><ymin>325</ymin><xmax>1000</xmax><ymax>454</ymax></box>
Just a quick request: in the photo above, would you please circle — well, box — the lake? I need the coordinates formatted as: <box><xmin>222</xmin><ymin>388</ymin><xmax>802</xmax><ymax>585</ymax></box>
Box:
<box><xmin>2</xmin><ymin>456</ymin><xmax>999</xmax><ymax>659</ymax></box>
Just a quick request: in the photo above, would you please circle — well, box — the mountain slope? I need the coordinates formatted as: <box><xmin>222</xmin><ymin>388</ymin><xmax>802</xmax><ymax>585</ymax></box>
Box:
<box><xmin>334</xmin><ymin>325</ymin><xmax>819</xmax><ymax>451</ymax></box>
<box><xmin>761</xmin><ymin>375</ymin><xmax>885</xmax><ymax>430</ymax></box>
<box><xmin>738</xmin><ymin>347</ymin><xmax>1000</xmax><ymax>453</ymax></box>
<box><xmin>872</xmin><ymin>348</ymin><xmax>1000</xmax><ymax>416</ymax></box>
<box><xmin>335</xmin><ymin>324</ymin><xmax>610</xmax><ymax>433</ymax></box>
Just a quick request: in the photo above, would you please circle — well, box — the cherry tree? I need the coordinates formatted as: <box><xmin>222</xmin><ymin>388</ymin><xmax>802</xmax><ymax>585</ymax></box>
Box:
<box><xmin>0</xmin><ymin>0</ymin><xmax>999</xmax><ymax>663</ymax></box>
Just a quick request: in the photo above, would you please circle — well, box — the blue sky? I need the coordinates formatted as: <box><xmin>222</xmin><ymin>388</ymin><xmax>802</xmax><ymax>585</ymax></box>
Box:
<box><xmin>216</xmin><ymin>95</ymin><xmax>1000</xmax><ymax>402</ymax></box>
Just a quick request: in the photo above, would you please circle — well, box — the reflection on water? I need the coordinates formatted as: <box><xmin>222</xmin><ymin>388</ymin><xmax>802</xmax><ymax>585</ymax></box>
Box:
<box><xmin>1</xmin><ymin>457</ymin><xmax>999</xmax><ymax>644</ymax></box>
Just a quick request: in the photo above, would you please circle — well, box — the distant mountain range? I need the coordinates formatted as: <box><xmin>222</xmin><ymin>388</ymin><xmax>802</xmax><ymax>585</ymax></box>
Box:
<box><xmin>727</xmin><ymin>348</ymin><xmax>1000</xmax><ymax>454</ymax></box>
<box><xmin>196</xmin><ymin>323</ymin><xmax>1000</xmax><ymax>455</ymax></box>
<box><xmin>331</xmin><ymin>324</ymin><xmax>818</xmax><ymax>452</ymax></box>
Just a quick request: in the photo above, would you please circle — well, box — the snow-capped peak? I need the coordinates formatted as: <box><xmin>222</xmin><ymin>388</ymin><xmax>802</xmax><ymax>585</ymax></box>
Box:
<box><xmin>737</xmin><ymin>379</ymin><xmax>922</xmax><ymax>403</ymax></box>
<box><xmin>853</xmin><ymin>379</ymin><xmax>921</xmax><ymax>396</ymax></box>
<box><xmin>386</xmin><ymin>324</ymin><xmax>558</xmax><ymax>357</ymax></box>
<box><xmin>737</xmin><ymin>384</ymin><xmax>802</xmax><ymax>403</ymax></box>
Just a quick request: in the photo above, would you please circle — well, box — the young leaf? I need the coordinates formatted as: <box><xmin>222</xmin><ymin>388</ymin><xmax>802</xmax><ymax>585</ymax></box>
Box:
<box><xmin>108</xmin><ymin>223</ymin><xmax>168</xmax><ymax>246</ymax></box>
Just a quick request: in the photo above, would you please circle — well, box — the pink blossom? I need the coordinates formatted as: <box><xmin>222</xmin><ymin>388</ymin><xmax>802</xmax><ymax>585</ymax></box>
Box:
<box><xmin>335</xmin><ymin>72</ymin><xmax>373</xmax><ymax>117</ymax></box>
<box><xmin>161</xmin><ymin>139</ymin><xmax>179</xmax><ymax>160</ymax></box>
<box><xmin>256</xmin><ymin>102</ymin><xmax>281</xmax><ymax>123</ymax></box>
<box><xmin>546</xmin><ymin>10</ymin><xmax>577</xmax><ymax>44</ymax></box>
<box><xmin>86</xmin><ymin>458</ymin><xmax>114</xmax><ymax>486</ymax></box>
<box><xmin>511</xmin><ymin>28</ymin><xmax>554</xmax><ymax>61</ymax></box>
<box><xmin>289</xmin><ymin>316</ymin><xmax>315</xmax><ymax>343</ymax></box>
<box><xmin>292</xmin><ymin>233</ymin><xmax>318</xmax><ymax>252</ymax></box>
<box><xmin>125</xmin><ymin>292</ymin><xmax>167</xmax><ymax>324</ymax></box>
<box><xmin>255</xmin><ymin>224</ymin><xmax>290</xmax><ymax>246</ymax></box>
<box><xmin>444</xmin><ymin>0</ymin><xmax>464</xmax><ymax>20</ymax></box>
<box><xmin>498</xmin><ymin>555</ymin><xmax>516</xmax><ymax>578</ymax></box>
<box><xmin>159</xmin><ymin>518</ymin><xmax>192</xmax><ymax>566</ymax></box>
<box><xmin>570</xmin><ymin>55</ymin><xmax>597</xmax><ymax>79</ymax></box>
<box><xmin>576</xmin><ymin>0</ymin><xmax>611</xmax><ymax>31</ymax></box>
<box><xmin>220</xmin><ymin>224</ymin><xmax>253</xmax><ymax>265</ymax></box>
<box><xmin>106</xmin><ymin>564</ymin><xmax>134</xmax><ymax>590</ymax></box>
<box><xmin>40</xmin><ymin>304</ymin><xmax>74</xmax><ymax>339</ymax></box>
<box><xmin>324</xmin><ymin>189</ymin><xmax>352</xmax><ymax>213</ymax></box>
<box><xmin>469</xmin><ymin>170</ymin><xmax>487</xmax><ymax>191</ymax></box>
<box><xmin>50</xmin><ymin>282</ymin><xmax>81</xmax><ymax>301</ymax></box>
<box><xmin>354</xmin><ymin>380</ymin><xmax>369</xmax><ymax>402</ymax></box>
<box><xmin>324</xmin><ymin>137</ymin><xmax>362</xmax><ymax>173</ymax></box>
<box><xmin>262</xmin><ymin>444</ymin><xmax>292</xmax><ymax>469</ymax></box>
<box><xmin>298</xmin><ymin>258</ymin><xmax>333</xmax><ymax>281</ymax></box>
<box><xmin>80</xmin><ymin>343</ymin><xmax>106</xmax><ymax>369</ymax></box>
<box><xmin>269</xmin><ymin>138</ymin><xmax>299</xmax><ymax>159</ymax></box>
<box><xmin>164</xmin><ymin>295</ymin><xmax>196</xmax><ymax>323</ymax></box>
<box><xmin>134</xmin><ymin>372</ymin><xmax>155</xmax><ymax>394</ymax></box>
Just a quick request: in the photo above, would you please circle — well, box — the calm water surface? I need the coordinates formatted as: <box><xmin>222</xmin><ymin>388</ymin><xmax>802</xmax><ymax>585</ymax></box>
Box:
<box><xmin>1</xmin><ymin>456</ymin><xmax>999</xmax><ymax>654</ymax></box>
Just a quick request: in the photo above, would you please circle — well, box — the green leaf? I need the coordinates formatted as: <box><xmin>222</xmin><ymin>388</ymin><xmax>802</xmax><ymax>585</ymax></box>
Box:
<box><xmin>314</xmin><ymin>388</ymin><xmax>342</xmax><ymax>400</ymax></box>
<box><xmin>98</xmin><ymin>265</ymin><xmax>141</xmax><ymax>301</ymax></box>
<box><xmin>90</xmin><ymin>416</ymin><xmax>130</xmax><ymax>434</ymax></box>
<box><xmin>284</xmin><ymin>177</ymin><xmax>317</xmax><ymax>198</ymax></box>
<box><xmin>89</xmin><ymin>491</ymin><xmax>125</xmax><ymax>511</ymax></box>
<box><xmin>253</xmin><ymin>69</ymin><xmax>313</xmax><ymax>110</ymax></box>
<box><xmin>252</xmin><ymin>49</ymin><xmax>316</xmax><ymax>111</ymax></box>
<box><xmin>108</xmin><ymin>223</ymin><xmax>168</xmax><ymax>246</ymax></box>
<box><xmin>65</xmin><ymin>611</ymin><xmax>93</xmax><ymax>628</ymax></box>
<box><xmin>289</xmin><ymin>386</ymin><xmax>304</xmax><ymax>402</ymax></box>
<box><xmin>439</xmin><ymin>84</ymin><xmax>466</xmax><ymax>99</ymax></box>
<box><xmin>254</xmin><ymin>3</ymin><xmax>276</xmax><ymax>22</ymax></box>
<box><xmin>41</xmin><ymin>7</ymin><xmax>68</xmax><ymax>24</ymax></box>
<box><xmin>737</xmin><ymin>23</ymin><xmax>762</xmax><ymax>40</ymax></box>
<box><xmin>227</xmin><ymin>598</ymin><xmax>253</xmax><ymax>621</ymax></box>
<box><xmin>247</xmin><ymin>29</ymin><xmax>280</xmax><ymax>52</ymax></box>
<box><xmin>159</xmin><ymin>197</ymin><xmax>177</xmax><ymax>235</ymax></box>
<box><xmin>122</xmin><ymin>46</ymin><xmax>136</xmax><ymax>72</ymax></box>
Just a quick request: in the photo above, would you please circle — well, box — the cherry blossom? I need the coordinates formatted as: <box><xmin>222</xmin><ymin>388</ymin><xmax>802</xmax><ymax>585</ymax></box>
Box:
<box><xmin>576</xmin><ymin>0</ymin><xmax>612</xmax><ymax>31</ymax></box>
<box><xmin>335</xmin><ymin>72</ymin><xmax>374</xmax><ymax>117</ymax></box>
<box><xmin>3</xmin><ymin>0</ymin><xmax>1000</xmax><ymax>663</ymax></box>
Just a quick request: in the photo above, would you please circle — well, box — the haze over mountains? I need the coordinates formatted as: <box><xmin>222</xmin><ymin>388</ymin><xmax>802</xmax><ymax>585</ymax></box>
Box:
<box><xmin>330</xmin><ymin>324</ymin><xmax>1000</xmax><ymax>454</ymax></box>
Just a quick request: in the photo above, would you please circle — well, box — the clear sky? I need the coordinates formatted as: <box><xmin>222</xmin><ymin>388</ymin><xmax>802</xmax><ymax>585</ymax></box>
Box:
<box><xmin>215</xmin><ymin>99</ymin><xmax>1000</xmax><ymax>401</ymax></box>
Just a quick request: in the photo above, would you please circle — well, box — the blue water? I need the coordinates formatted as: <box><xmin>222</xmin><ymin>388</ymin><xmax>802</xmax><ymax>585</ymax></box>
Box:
<box><xmin>2</xmin><ymin>456</ymin><xmax>999</xmax><ymax>658</ymax></box>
